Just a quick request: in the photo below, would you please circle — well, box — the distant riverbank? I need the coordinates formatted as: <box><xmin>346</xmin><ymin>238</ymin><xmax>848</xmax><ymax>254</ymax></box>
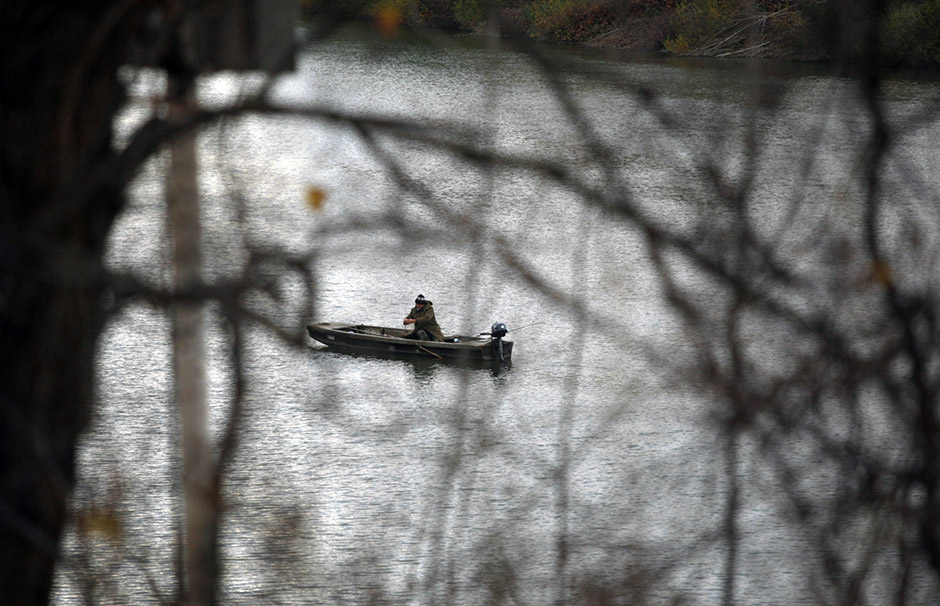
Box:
<box><xmin>302</xmin><ymin>0</ymin><xmax>940</xmax><ymax>69</ymax></box>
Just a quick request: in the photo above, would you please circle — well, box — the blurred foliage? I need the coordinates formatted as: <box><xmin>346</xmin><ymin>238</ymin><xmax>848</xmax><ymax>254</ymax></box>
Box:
<box><xmin>527</xmin><ymin>0</ymin><xmax>619</xmax><ymax>43</ymax></box>
<box><xmin>881</xmin><ymin>0</ymin><xmax>940</xmax><ymax>66</ymax></box>
<box><xmin>663</xmin><ymin>0</ymin><xmax>822</xmax><ymax>57</ymax></box>
<box><xmin>75</xmin><ymin>509</ymin><xmax>122</xmax><ymax>542</ymax></box>
<box><xmin>299</xmin><ymin>0</ymin><xmax>940</xmax><ymax>66</ymax></box>
<box><xmin>300</xmin><ymin>0</ymin><xmax>373</xmax><ymax>18</ymax></box>
<box><xmin>761</xmin><ymin>4</ymin><xmax>817</xmax><ymax>60</ymax></box>
<box><xmin>794</xmin><ymin>0</ymin><xmax>940</xmax><ymax>66</ymax></box>
<box><xmin>301</xmin><ymin>0</ymin><xmax>460</xmax><ymax>28</ymax></box>
<box><xmin>372</xmin><ymin>0</ymin><xmax>407</xmax><ymax>35</ymax></box>
<box><xmin>663</xmin><ymin>0</ymin><xmax>749</xmax><ymax>55</ymax></box>
<box><xmin>452</xmin><ymin>0</ymin><xmax>487</xmax><ymax>28</ymax></box>
<box><xmin>306</xmin><ymin>186</ymin><xmax>327</xmax><ymax>212</ymax></box>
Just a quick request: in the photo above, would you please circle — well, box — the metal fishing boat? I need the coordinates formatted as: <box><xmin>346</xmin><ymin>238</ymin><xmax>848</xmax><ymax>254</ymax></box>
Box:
<box><xmin>307</xmin><ymin>321</ymin><xmax>512</xmax><ymax>362</ymax></box>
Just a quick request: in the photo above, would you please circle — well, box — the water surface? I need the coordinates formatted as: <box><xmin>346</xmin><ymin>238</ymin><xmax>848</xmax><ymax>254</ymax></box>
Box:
<box><xmin>54</xmin><ymin>26</ymin><xmax>940</xmax><ymax>605</ymax></box>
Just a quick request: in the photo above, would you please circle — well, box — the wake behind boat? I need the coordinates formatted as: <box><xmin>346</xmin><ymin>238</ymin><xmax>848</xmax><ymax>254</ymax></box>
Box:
<box><xmin>307</xmin><ymin>321</ymin><xmax>513</xmax><ymax>363</ymax></box>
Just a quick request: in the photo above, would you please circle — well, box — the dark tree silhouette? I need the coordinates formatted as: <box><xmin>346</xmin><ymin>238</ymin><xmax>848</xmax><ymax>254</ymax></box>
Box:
<box><xmin>1</xmin><ymin>4</ymin><xmax>143</xmax><ymax>603</ymax></box>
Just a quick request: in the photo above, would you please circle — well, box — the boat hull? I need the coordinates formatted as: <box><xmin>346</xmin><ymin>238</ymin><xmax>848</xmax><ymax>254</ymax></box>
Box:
<box><xmin>307</xmin><ymin>323</ymin><xmax>512</xmax><ymax>362</ymax></box>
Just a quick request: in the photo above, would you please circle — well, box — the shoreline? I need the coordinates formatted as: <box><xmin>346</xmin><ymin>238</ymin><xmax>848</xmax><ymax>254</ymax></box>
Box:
<box><xmin>301</xmin><ymin>5</ymin><xmax>940</xmax><ymax>74</ymax></box>
<box><xmin>388</xmin><ymin>0</ymin><xmax>940</xmax><ymax>71</ymax></box>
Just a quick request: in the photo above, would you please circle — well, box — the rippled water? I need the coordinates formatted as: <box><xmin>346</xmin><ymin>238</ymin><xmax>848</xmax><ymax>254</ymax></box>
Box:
<box><xmin>53</xmin><ymin>27</ymin><xmax>940</xmax><ymax>605</ymax></box>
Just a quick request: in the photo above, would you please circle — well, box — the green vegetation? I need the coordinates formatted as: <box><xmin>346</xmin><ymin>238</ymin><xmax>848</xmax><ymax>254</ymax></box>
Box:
<box><xmin>662</xmin><ymin>0</ymin><xmax>748</xmax><ymax>55</ymax></box>
<box><xmin>881</xmin><ymin>0</ymin><xmax>940</xmax><ymax>66</ymax></box>
<box><xmin>661</xmin><ymin>0</ymin><xmax>818</xmax><ymax>60</ymax></box>
<box><xmin>301</xmin><ymin>0</ymin><xmax>940</xmax><ymax>67</ymax></box>
<box><xmin>526</xmin><ymin>0</ymin><xmax>618</xmax><ymax>43</ymax></box>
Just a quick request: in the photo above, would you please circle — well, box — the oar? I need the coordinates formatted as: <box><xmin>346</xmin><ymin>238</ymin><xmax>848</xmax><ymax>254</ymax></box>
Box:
<box><xmin>418</xmin><ymin>345</ymin><xmax>443</xmax><ymax>359</ymax></box>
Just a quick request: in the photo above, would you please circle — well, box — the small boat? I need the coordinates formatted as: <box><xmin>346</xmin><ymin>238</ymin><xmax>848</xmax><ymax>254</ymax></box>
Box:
<box><xmin>307</xmin><ymin>321</ymin><xmax>513</xmax><ymax>363</ymax></box>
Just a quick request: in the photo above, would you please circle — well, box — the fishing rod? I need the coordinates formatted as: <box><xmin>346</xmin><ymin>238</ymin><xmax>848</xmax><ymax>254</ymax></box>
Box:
<box><xmin>478</xmin><ymin>321</ymin><xmax>544</xmax><ymax>336</ymax></box>
<box><xmin>507</xmin><ymin>321</ymin><xmax>544</xmax><ymax>333</ymax></box>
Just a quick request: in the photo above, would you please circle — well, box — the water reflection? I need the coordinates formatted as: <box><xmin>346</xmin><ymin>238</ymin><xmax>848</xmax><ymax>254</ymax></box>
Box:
<box><xmin>309</xmin><ymin>344</ymin><xmax>513</xmax><ymax>385</ymax></box>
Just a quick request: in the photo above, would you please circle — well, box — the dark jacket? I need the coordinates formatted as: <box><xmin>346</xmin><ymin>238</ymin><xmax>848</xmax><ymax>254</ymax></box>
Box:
<box><xmin>406</xmin><ymin>302</ymin><xmax>444</xmax><ymax>341</ymax></box>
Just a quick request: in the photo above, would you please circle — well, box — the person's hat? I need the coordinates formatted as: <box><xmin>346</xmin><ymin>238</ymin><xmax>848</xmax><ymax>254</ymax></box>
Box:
<box><xmin>415</xmin><ymin>294</ymin><xmax>426</xmax><ymax>305</ymax></box>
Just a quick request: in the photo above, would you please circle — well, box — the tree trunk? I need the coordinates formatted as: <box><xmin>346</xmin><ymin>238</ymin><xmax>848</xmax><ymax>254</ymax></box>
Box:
<box><xmin>167</xmin><ymin>71</ymin><xmax>217</xmax><ymax>606</ymax></box>
<box><xmin>0</xmin><ymin>4</ymin><xmax>131</xmax><ymax>603</ymax></box>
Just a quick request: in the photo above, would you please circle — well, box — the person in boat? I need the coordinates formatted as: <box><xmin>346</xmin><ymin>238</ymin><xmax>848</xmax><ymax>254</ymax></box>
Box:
<box><xmin>403</xmin><ymin>294</ymin><xmax>444</xmax><ymax>341</ymax></box>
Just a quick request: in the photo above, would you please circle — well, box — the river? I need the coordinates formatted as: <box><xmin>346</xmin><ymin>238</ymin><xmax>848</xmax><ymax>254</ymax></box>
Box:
<box><xmin>53</xmin><ymin>25</ymin><xmax>940</xmax><ymax>605</ymax></box>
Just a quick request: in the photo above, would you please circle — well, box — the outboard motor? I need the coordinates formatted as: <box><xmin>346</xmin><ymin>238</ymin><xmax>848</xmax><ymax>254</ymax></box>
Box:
<box><xmin>490</xmin><ymin>321</ymin><xmax>508</xmax><ymax>361</ymax></box>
